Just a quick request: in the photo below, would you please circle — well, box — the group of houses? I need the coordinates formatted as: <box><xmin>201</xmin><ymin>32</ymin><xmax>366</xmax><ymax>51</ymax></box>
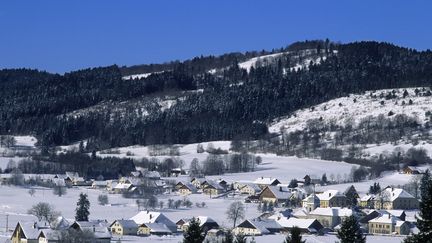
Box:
<box><xmin>11</xmin><ymin>218</ymin><xmax>111</xmax><ymax>243</ymax></box>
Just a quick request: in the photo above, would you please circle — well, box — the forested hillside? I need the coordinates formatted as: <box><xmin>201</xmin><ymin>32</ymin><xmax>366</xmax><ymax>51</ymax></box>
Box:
<box><xmin>1</xmin><ymin>40</ymin><xmax>432</xmax><ymax>150</ymax></box>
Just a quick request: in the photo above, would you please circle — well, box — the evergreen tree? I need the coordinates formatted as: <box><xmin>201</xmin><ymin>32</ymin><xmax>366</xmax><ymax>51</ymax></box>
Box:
<box><xmin>75</xmin><ymin>193</ymin><xmax>90</xmax><ymax>221</ymax></box>
<box><xmin>222</xmin><ymin>230</ymin><xmax>234</xmax><ymax>243</ymax></box>
<box><xmin>284</xmin><ymin>226</ymin><xmax>305</xmax><ymax>243</ymax></box>
<box><xmin>234</xmin><ymin>233</ymin><xmax>247</xmax><ymax>243</ymax></box>
<box><xmin>404</xmin><ymin>170</ymin><xmax>432</xmax><ymax>242</ymax></box>
<box><xmin>337</xmin><ymin>215</ymin><xmax>365</xmax><ymax>243</ymax></box>
<box><xmin>183</xmin><ymin>217</ymin><xmax>205</xmax><ymax>243</ymax></box>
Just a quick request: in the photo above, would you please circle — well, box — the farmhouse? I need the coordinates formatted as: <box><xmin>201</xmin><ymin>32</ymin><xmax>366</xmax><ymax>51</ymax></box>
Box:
<box><xmin>402</xmin><ymin>166</ymin><xmax>421</xmax><ymax>175</ymax></box>
<box><xmin>238</xmin><ymin>183</ymin><xmax>262</xmax><ymax>196</ymax></box>
<box><xmin>359</xmin><ymin>194</ymin><xmax>374</xmax><ymax>208</ymax></box>
<box><xmin>190</xmin><ymin>177</ymin><xmax>206</xmax><ymax>189</ymax></box>
<box><xmin>308</xmin><ymin>207</ymin><xmax>352</xmax><ymax>229</ymax></box>
<box><xmin>368</xmin><ymin>214</ymin><xmax>410</xmax><ymax>235</ymax></box>
<box><xmin>202</xmin><ymin>180</ymin><xmax>225</xmax><ymax>196</ymax></box>
<box><xmin>316</xmin><ymin>190</ymin><xmax>349</xmax><ymax>208</ymax></box>
<box><xmin>253</xmin><ymin>177</ymin><xmax>281</xmax><ymax>189</ymax></box>
<box><xmin>302</xmin><ymin>193</ymin><xmax>320</xmax><ymax>212</ymax></box>
<box><xmin>110</xmin><ymin>220</ymin><xmax>138</xmax><ymax>236</ymax></box>
<box><xmin>137</xmin><ymin>223</ymin><xmax>173</xmax><ymax>236</ymax></box>
<box><xmin>181</xmin><ymin>216</ymin><xmax>219</xmax><ymax>232</ymax></box>
<box><xmin>374</xmin><ymin>187</ymin><xmax>419</xmax><ymax>210</ymax></box>
<box><xmin>11</xmin><ymin>222</ymin><xmax>44</xmax><ymax>243</ymax></box>
<box><xmin>177</xmin><ymin>182</ymin><xmax>198</xmax><ymax>195</ymax></box>
<box><xmin>130</xmin><ymin>211</ymin><xmax>177</xmax><ymax>233</ymax></box>
<box><xmin>273</xmin><ymin>217</ymin><xmax>323</xmax><ymax>234</ymax></box>
<box><xmin>259</xmin><ymin>186</ymin><xmax>292</xmax><ymax>204</ymax></box>
<box><xmin>233</xmin><ymin>219</ymin><xmax>276</xmax><ymax>236</ymax></box>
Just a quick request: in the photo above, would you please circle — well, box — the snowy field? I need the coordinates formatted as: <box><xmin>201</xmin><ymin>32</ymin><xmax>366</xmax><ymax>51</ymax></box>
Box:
<box><xmin>92</xmin><ymin>140</ymin><xmax>357</xmax><ymax>183</ymax></box>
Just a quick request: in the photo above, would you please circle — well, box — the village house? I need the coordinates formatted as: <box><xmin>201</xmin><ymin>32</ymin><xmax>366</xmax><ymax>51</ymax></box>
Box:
<box><xmin>238</xmin><ymin>183</ymin><xmax>262</xmax><ymax>196</ymax></box>
<box><xmin>253</xmin><ymin>177</ymin><xmax>281</xmax><ymax>189</ymax></box>
<box><xmin>259</xmin><ymin>186</ymin><xmax>292</xmax><ymax>204</ymax></box>
<box><xmin>368</xmin><ymin>213</ymin><xmax>410</xmax><ymax>235</ymax></box>
<box><xmin>130</xmin><ymin>211</ymin><xmax>177</xmax><ymax>234</ymax></box>
<box><xmin>302</xmin><ymin>193</ymin><xmax>320</xmax><ymax>212</ymax></box>
<box><xmin>272</xmin><ymin>217</ymin><xmax>323</xmax><ymax>234</ymax></box>
<box><xmin>137</xmin><ymin>223</ymin><xmax>172</xmax><ymax>236</ymax></box>
<box><xmin>110</xmin><ymin>220</ymin><xmax>138</xmax><ymax>236</ymax></box>
<box><xmin>11</xmin><ymin>222</ymin><xmax>45</xmax><ymax>243</ymax></box>
<box><xmin>69</xmin><ymin>220</ymin><xmax>111</xmax><ymax>242</ymax></box>
<box><xmin>180</xmin><ymin>216</ymin><xmax>220</xmax><ymax>232</ymax></box>
<box><xmin>202</xmin><ymin>180</ymin><xmax>225</xmax><ymax>196</ymax></box>
<box><xmin>316</xmin><ymin>190</ymin><xmax>349</xmax><ymax>208</ymax></box>
<box><xmin>374</xmin><ymin>187</ymin><xmax>419</xmax><ymax>210</ymax></box>
<box><xmin>359</xmin><ymin>194</ymin><xmax>374</xmax><ymax>208</ymax></box>
<box><xmin>190</xmin><ymin>177</ymin><xmax>206</xmax><ymax>189</ymax></box>
<box><xmin>308</xmin><ymin>207</ymin><xmax>353</xmax><ymax>229</ymax></box>
<box><xmin>233</xmin><ymin>220</ymin><xmax>271</xmax><ymax>236</ymax></box>
<box><xmin>91</xmin><ymin>180</ymin><xmax>107</xmax><ymax>189</ymax></box>
<box><xmin>177</xmin><ymin>182</ymin><xmax>198</xmax><ymax>195</ymax></box>
<box><xmin>402</xmin><ymin>166</ymin><xmax>422</xmax><ymax>175</ymax></box>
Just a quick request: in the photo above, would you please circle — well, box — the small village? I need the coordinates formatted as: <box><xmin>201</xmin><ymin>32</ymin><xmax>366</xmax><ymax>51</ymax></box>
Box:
<box><xmin>4</xmin><ymin>164</ymin><xmax>424</xmax><ymax>243</ymax></box>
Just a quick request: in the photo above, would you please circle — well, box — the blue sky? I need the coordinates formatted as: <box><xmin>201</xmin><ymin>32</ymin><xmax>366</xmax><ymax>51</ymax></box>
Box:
<box><xmin>1</xmin><ymin>1</ymin><xmax>431</xmax><ymax>73</ymax></box>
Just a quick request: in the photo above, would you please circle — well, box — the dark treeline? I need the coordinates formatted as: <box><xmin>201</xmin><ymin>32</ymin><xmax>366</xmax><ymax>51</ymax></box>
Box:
<box><xmin>19</xmin><ymin>152</ymin><xmax>136</xmax><ymax>179</ymax></box>
<box><xmin>1</xmin><ymin>41</ymin><xmax>432</xmax><ymax>149</ymax></box>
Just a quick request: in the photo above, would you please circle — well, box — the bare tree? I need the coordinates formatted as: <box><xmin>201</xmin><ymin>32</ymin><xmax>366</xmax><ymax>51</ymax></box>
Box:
<box><xmin>28</xmin><ymin>202</ymin><xmax>59</xmax><ymax>223</ymax></box>
<box><xmin>28</xmin><ymin>188</ymin><xmax>36</xmax><ymax>197</ymax></box>
<box><xmin>53</xmin><ymin>184</ymin><xmax>67</xmax><ymax>197</ymax></box>
<box><xmin>226</xmin><ymin>201</ymin><xmax>245</xmax><ymax>227</ymax></box>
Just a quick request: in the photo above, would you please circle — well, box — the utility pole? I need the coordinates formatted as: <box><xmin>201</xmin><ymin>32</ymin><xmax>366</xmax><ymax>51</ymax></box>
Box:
<box><xmin>6</xmin><ymin>214</ymin><xmax>8</xmax><ymax>233</ymax></box>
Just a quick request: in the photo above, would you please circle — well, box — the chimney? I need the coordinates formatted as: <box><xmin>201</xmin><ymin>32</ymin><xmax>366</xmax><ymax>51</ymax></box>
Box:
<box><xmin>329</xmin><ymin>193</ymin><xmax>332</xmax><ymax>197</ymax></box>
<box><xmin>93</xmin><ymin>226</ymin><xmax>95</xmax><ymax>232</ymax></box>
<box><xmin>150</xmin><ymin>214</ymin><xmax>153</xmax><ymax>220</ymax></box>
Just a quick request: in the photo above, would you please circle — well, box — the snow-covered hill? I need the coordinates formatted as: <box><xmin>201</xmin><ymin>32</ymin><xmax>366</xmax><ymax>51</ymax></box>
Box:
<box><xmin>208</xmin><ymin>49</ymin><xmax>336</xmax><ymax>75</ymax></box>
<box><xmin>270</xmin><ymin>87</ymin><xmax>432</xmax><ymax>134</ymax></box>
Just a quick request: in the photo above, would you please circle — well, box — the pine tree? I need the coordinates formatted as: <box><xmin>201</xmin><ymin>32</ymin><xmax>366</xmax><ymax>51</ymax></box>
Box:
<box><xmin>404</xmin><ymin>170</ymin><xmax>432</xmax><ymax>242</ymax></box>
<box><xmin>222</xmin><ymin>230</ymin><xmax>234</xmax><ymax>243</ymax></box>
<box><xmin>183</xmin><ymin>217</ymin><xmax>205</xmax><ymax>243</ymax></box>
<box><xmin>284</xmin><ymin>226</ymin><xmax>305</xmax><ymax>243</ymax></box>
<box><xmin>234</xmin><ymin>233</ymin><xmax>247</xmax><ymax>243</ymax></box>
<box><xmin>75</xmin><ymin>193</ymin><xmax>90</xmax><ymax>221</ymax></box>
<box><xmin>337</xmin><ymin>215</ymin><xmax>365</xmax><ymax>243</ymax></box>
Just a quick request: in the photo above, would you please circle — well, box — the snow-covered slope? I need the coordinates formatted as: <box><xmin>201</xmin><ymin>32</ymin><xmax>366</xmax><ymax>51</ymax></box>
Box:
<box><xmin>270</xmin><ymin>87</ymin><xmax>432</xmax><ymax>134</ymax></box>
<box><xmin>122</xmin><ymin>71</ymin><xmax>165</xmax><ymax>80</ymax></box>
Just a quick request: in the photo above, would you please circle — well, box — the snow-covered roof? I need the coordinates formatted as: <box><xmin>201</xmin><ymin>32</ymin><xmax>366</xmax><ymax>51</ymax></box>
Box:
<box><xmin>143</xmin><ymin>223</ymin><xmax>173</xmax><ymax>233</ymax></box>
<box><xmin>253</xmin><ymin>177</ymin><xmax>280</xmax><ymax>185</ymax></box>
<box><xmin>383</xmin><ymin>210</ymin><xmax>405</xmax><ymax>218</ymax></box>
<box><xmin>292</xmin><ymin>208</ymin><xmax>308</xmax><ymax>218</ymax></box>
<box><xmin>274</xmin><ymin>217</ymin><xmax>319</xmax><ymax>232</ymax></box>
<box><xmin>183</xmin><ymin>216</ymin><xmax>218</xmax><ymax>227</ymax></box>
<box><xmin>309</xmin><ymin>207</ymin><xmax>352</xmax><ymax>217</ymax></box>
<box><xmin>382</xmin><ymin>187</ymin><xmax>415</xmax><ymax>201</ymax></box>
<box><xmin>369</xmin><ymin>214</ymin><xmax>400</xmax><ymax>224</ymax></box>
<box><xmin>114</xmin><ymin>183</ymin><xmax>132</xmax><ymax>189</ymax></box>
<box><xmin>303</xmin><ymin>193</ymin><xmax>320</xmax><ymax>203</ymax></box>
<box><xmin>130</xmin><ymin>211</ymin><xmax>176</xmax><ymax>232</ymax></box>
<box><xmin>240</xmin><ymin>183</ymin><xmax>262</xmax><ymax>192</ymax></box>
<box><xmin>360</xmin><ymin>194</ymin><xmax>373</xmax><ymax>201</ymax></box>
<box><xmin>111</xmin><ymin>220</ymin><xmax>138</xmax><ymax>229</ymax></box>
<box><xmin>316</xmin><ymin>190</ymin><xmax>343</xmax><ymax>201</ymax></box>
<box><xmin>17</xmin><ymin>222</ymin><xmax>42</xmax><ymax>239</ymax></box>
<box><xmin>262</xmin><ymin>186</ymin><xmax>292</xmax><ymax>200</ymax></box>
<box><xmin>236</xmin><ymin>220</ymin><xmax>271</xmax><ymax>234</ymax></box>
<box><xmin>204</xmin><ymin>180</ymin><xmax>224</xmax><ymax>190</ymax></box>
